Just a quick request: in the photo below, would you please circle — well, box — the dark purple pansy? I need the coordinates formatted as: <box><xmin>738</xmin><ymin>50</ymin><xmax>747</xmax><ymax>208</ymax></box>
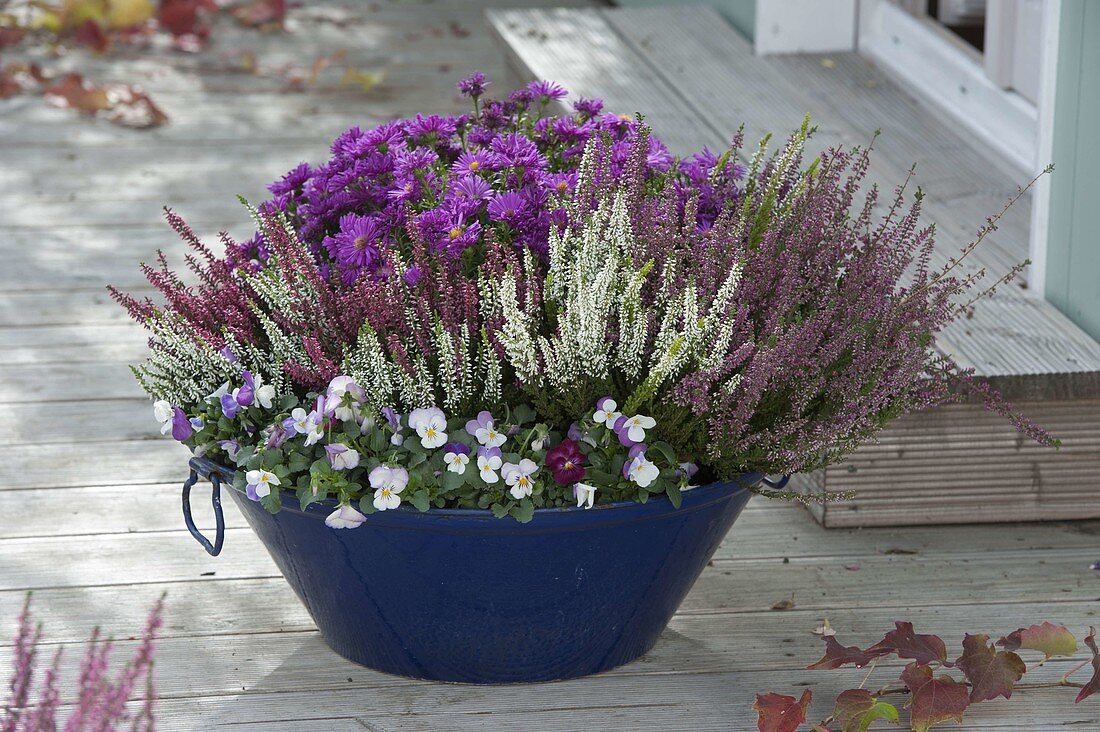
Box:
<box><xmin>545</xmin><ymin>439</ymin><xmax>587</xmax><ymax>486</ymax></box>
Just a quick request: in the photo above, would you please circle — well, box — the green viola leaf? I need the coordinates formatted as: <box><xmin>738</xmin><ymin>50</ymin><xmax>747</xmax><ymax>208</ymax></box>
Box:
<box><xmin>259</xmin><ymin>491</ymin><xmax>281</xmax><ymax>514</ymax></box>
<box><xmin>511</xmin><ymin>498</ymin><xmax>535</xmax><ymax>523</ymax></box>
<box><xmin>407</xmin><ymin>490</ymin><xmax>430</xmax><ymax>512</ymax></box>
<box><xmin>666</xmin><ymin>482</ymin><xmax>682</xmax><ymax>509</ymax></box>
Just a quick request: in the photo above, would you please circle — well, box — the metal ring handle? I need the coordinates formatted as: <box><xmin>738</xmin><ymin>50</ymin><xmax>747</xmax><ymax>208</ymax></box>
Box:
<box><xmin>182</xmin><ymin>468</ymin><xmax>225</xmax><ymax>556</ymax></box>
<box><xmin>761</xmin><ymin>474</ymin><xmax>791</xmax><ymax>490</ymax></box>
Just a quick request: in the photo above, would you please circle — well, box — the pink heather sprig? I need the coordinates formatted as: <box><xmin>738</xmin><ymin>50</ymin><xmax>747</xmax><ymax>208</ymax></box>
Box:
<box><xmin>1</xmin><ymin>595</ymin><xmax>163</xmax><ymax>732</ymax></box>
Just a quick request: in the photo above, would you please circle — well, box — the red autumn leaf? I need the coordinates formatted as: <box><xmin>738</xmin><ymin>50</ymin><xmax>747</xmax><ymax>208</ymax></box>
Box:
<box><xmin>0</xmin><ymin>69</ymin><xmax>20</xmax><ymax>99</ymax></box>
<box><xmin>158</xmin><ymin>0</ymin><xmax>215</xmax><ymax>41</ymax></box>
<box><xmin>954</xmin><ymin>633</ymin><xmax>1025</xmax><ymax>702</ymax></box>
<box><xmin>832</xmin><ymin>689</ymin><xmax>900</xmax><ymax>732</ymax></box>
<box><xmin>44</xmin><ymin>73</ymin><xmax>111</xmax><ymax>115</ymax></box>
<box><xmin>754</xmin><ymin>690</ymin><xmax>812</xmax><ymax>732</ymax></box>
<box><xmin>0</xmin><ymin>26</ymin><xmax>27</xmax><ymax>49</ymax></box>
<box><xmin>998</xmin><ymin>621</ymin><xmax>1077</xmax><ymax>660</ymax></box>
<box><xmin>867</xmin><ymin>622</ymin><xmax>948</xmax><ymax>666</ymax></box>
<box><xmin>230</xmin><ymin>0</ymin><xmax>286</xmax><ymax>28</ymax></box>
<box><xmin>1075</xmin><ymin>626</ymin><xmax>1100</xmax><ymax>704</ymax></box>
<box><xmin>71</xmin><ymin>18</ymin><xmax>110</xmax><ymax>52</ymax></box>
<box><xmin>102</xmin><ymin>84</ymin><xmax>169</xmax><ymax>128</ymax></box>
<box><xmin>808</xmin><ymin>635</ymin><xmax>892</xmax><ymax>670</ymax></box>
<box><xmin>901</xmin><ymin>663</ymin><xmax>969</xmax><ymax>732</ymax></box>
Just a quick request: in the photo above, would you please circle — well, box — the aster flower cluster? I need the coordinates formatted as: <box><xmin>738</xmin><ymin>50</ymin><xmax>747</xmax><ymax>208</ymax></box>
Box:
<box><xmin>234</xmin><ymin>72</ymin><xmax>740</xmax><ymax>282</ymax></box>
<box><xmin>116</xmin><ymin>74</ymin><xmax>1051</xmax><ymax>523</ymax></box>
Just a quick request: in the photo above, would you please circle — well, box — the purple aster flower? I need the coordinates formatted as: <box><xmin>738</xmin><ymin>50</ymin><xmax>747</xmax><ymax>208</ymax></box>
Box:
<box><xmin>490</xmin><ymin>133</ymin><xmax>543</xmax><ymax>169</ymax></box>
<box><xmin>572</xmin><ymin>97</ymin><xmax>603</xmax><ymax>119</ymax></box>
<box><xmin>452</xmin><ymin>151</ymin><xmax>491</xmax><ymax>177</ymax></box>
<box><xmin>402</xmin><ymin>264</ymin><xmax>423</xmax><ymax>287</ymax></box>
<box><xmin>333</xmin><ymin>213</ymin><xmax>384</xmax><ymax>271</ymax></box>
<box><xmin>457</xmin><ymin>71</ymin><xmax>488</xmax><ymax>98</ymax></box>
<box><xmin>487</xmin><ymin>191</ymin><xmax>528</xmax><ymax>226</ymax></box>
<box><xmin>171</xmin><ymin>408</ymin><xmax>194</xmax><ymax>441</ymax></box>
<box><xmin>545</xmin><ymin>439</ymin><xmax>586</xmax><ymax>486</ymax></box>
<box><xmin>528</xmin><ymin>80</ymin><xmax>567</xmax><ymax>102</ymax></box>
<box><xmin>268</xmin><ymin>162</ymin><xmax>312</xmax><ymax>196</ymax></box>
<box><xmin>452</xmin><ymin>175</ymin><xmax>493</xmax><ymax>202</ymax></box>
<box><xmin>406</xmin><ymin>113</ymin><xmax>457</xmax><ymax>141</ymax></box>
<box><xmin>443</xmin><ymin>215</ymin><xmax>481</xmax><ymax>255</ymax></box>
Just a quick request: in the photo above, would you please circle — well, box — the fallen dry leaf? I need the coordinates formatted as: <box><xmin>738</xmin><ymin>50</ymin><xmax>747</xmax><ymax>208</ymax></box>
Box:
<box><xmin>230</xmin><ymin>0</ymin><xmax>285</xmax><ymax>29</ymax></box>
<box><xmin>341</xmin><ymin>67</ymin><xmax>384</xmax><ymax>93</ymax></box>
<box><xmin>44</xmin><ymin>73</ymin><xmax>112</xmax><ymax>115</ymax></box>
<box><xmin>771</xmin><ymin>596</ymin><xmax>796</xmax><ymax>611</ymax></box>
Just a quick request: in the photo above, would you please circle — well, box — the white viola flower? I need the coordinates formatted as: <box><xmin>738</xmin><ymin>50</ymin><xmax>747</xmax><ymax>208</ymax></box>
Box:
<box><xmin>325</xmin><ymin>504</ymin><xmax>367</xmax><ymax>529</ymax></box>
<box><xmin>285</xmin><ymin>407</ymin><xmax>312</xmax><ymax>436</ymax></box>
<box><xmin>621</xmin><ymin>414</ymin><xmax>656</xmax><ymax>443</ymax></box>
<box><xmin>370</xmin><ymin>465</ymin><xmax>409</xmax><ymax>511</ymax></box>
<box><xmin>390</xmin><ymin>432</ymin><xmax>405</xmax><ymax>446</ymax></box>
<box><xmin>501</xmin><ymin>458</ymin><xmax>539</xmax><ymax>500</ymax></box>
<box><xmin>252</xmin><ymin>373</ymin><xmax>276</xmax><ymax>410</ymax></box>
<box><xmin>245</xmin><ymin>469</ymin><xmax>280</xmax><ymax>501</ymax></box>
<box><xmin>325</xmin><ymin>375</ymin><xmax>365</xmax><ymax>422</ymax></box>
<box><xmin>408</xmin><ymin>406</ymin><xmax>445</xmax><ymax>431</ymax></box>
<box><xmin>207</xmin><ymin>381</ymin><xmax>231</xmax><ymax>402</ymax></box>
<box><xmin>410</xmin><ymin>408</ymin><xmax>448</xmax><ymax>449</ymax></box>
<box><xmin>574</xmin><ymin>482</ymin><xmax>597</xmax><ymax>509</ymax></box>
<box><xmin>625</xmin><ymin>454</ymin><xmax>660</xmax><ymax>488</ymax></box>
<box><xmin>443</xmin><ymin>451</ymin><xmax>470</xmax><ymax>475</ymax></box>
<box><xmin>592</xmin><ymin>396</ymin><xmax>621</xmax><ymax>427</ymax></box>
<box><xmin>477</xmin><ymin>450</ymin><xmax>502</xmax><ymax>483</ymax></box>
<box><xmin>153</xmin><ymin>400</ymin><xmax>173</xmax><ymax>435</ymax></box>
<box><xmin>325</xmin><ymin>443</ymin><xmax>360</xmax><ymax>471</ymax></box>
<box><xmin>465</xmin><ymin>411</ymin><xmax>507</xmax><ymax>448</ymax></box>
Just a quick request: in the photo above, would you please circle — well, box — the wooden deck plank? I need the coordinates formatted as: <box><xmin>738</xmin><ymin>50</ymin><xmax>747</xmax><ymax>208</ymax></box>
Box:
<box><xmin>2</xmin><ymin>1</ymin><xmax>1098</xmax><ymax>728</ymax></box>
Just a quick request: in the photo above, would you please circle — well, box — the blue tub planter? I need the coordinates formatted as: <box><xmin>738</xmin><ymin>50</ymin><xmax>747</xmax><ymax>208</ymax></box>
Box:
<box><xmin>183</xmin><ymin>457</ymin><xmax>776</xmax><ymax>684</ymax></box>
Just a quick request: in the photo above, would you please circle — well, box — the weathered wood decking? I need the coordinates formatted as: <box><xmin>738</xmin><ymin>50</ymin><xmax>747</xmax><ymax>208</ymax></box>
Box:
<box><xmin>1</xmin><ymin>2</ymin><xmax>1099</xmax><ymax>729</ymax></box>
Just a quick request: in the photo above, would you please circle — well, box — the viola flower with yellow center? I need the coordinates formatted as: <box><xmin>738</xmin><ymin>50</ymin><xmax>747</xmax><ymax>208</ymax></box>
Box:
<box><xmin>502</xmin><ymin>459</ymin><xmax>539</xmax><ymax>500</ymax></box>
<box><xmin>545</xmin><ymin>439</ymin><xmax>586</xmax><ymax>485</ymax></box>
<box><xmin>245</xmin><ymin>469</ymin><xmax>280</xmax><ymax>501</ymax></box>
<box><xmin>369</xmin><ymin>465</ymin><xmax>409</xmax><ymax>511</ymax></box>
<box><xmin>409</xmin><ymin>407</ymin><xmax>448</xmax><ymax>449</ymax></box>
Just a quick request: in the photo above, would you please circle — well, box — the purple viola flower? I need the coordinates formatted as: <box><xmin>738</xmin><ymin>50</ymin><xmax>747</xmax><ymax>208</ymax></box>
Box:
<box><xmin>678</xmin><ymin>462</ymin><xmax>700</xmax><ymax>479</ymax></box>
<box><xmin>567</xmin><ymin>422</ymin><xmax>584</xmax><ymax>442</ymax></box>
<box><xmin>465</xmin><ymin>411</ymin><xmax>506</xmax><ymax>447</ymax></box>
<box><xmin>220</xmin><ymin>392</ymin><xmax>241</xmax><ymax>420</ymax></box>
<box><xmin>237</xmin><ymin>371</ymin><xmax>256</xmax><ymax>408</ymax></box>
<box><xmin>325</xmin><ymin>443</ymin><xmax>361</xmax><ymax>470</ymax></box>
<box><xmin>218</xmin><ymin>439</ymin><xmax>241</xmax><ymax>459</ymax></box>
<box><xmin>171</xmin><ymin>408</ymin><xmax>194</xmax><ymax>442</ymax></box>
<box><xmin>545</xmin><ymin>439</ymin><xmax>586</xmax><ymax>486</ymax></box>
<box><xmin>457</xmin><ymin>71</ymin><xmax>488</xmax><ymax>98</ymax></box>
<box><xmin>219</xmin><ymin>345</ymin><xmax>238</xmax><ymax>364</ymax></box>
<box><xmin>528</xmin><ymin>80</ymin><xmax>568</xmax><ymax>102</ymax></box>
<box><xmin>266</xmin><ymin>424</ymin><xmax>288</xmax><ymax>449</ymax></box>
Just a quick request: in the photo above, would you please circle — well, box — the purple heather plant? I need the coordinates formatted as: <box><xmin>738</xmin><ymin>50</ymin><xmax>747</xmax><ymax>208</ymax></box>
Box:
<box><xmin>2</xmin><ymin>595</ymin><xmax>162</xmax><ymax>731</ymax></box>
<box><xmin>112</xmin><ymin>73</ymin><xmax>1053</xmax><ymax>521</ymax></box>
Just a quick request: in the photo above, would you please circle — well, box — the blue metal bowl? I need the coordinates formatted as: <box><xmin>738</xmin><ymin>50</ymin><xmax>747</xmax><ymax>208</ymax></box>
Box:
<box><xmin>184</xmin><ymin>457</ymin><xmax>763</xmax><ymax>683</ymax></box>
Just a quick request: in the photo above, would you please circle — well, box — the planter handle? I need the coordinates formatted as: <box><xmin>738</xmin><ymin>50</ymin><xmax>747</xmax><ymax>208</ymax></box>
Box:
<box><xmin>760</xmin><ymin>474</ymin><xmax>791</xmax><ymax>490</ymax></box>
<box><xmin>182</xmin><ymin>465</ymin><xmax>225</xmax><ymax>556</ymax></box>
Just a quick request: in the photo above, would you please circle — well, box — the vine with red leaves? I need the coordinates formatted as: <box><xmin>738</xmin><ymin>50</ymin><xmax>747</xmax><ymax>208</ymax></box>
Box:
<box><xmin>755</xmin><ymin>621</ymin><xmax>1099</xmax><ymax>731</ymax></box>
